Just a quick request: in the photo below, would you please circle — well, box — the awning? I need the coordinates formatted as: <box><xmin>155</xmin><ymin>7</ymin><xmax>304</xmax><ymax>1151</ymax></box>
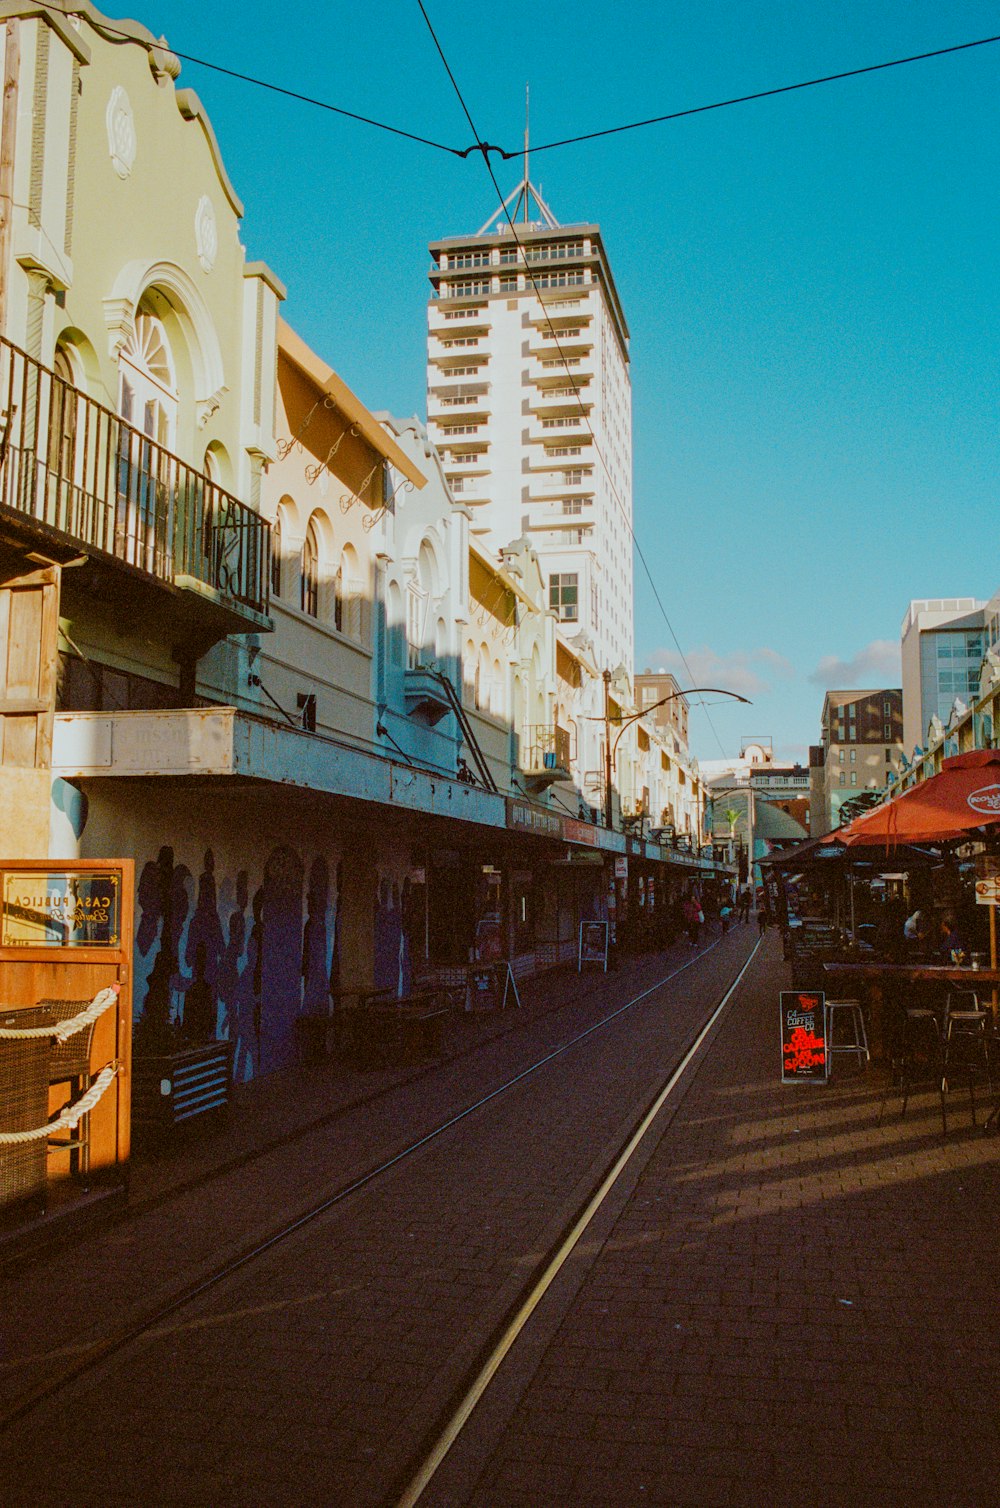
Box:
<box><xmin>836</xmin><ymin>750</ymin><xmax>1000</xmax><ymax>847</ymax></box>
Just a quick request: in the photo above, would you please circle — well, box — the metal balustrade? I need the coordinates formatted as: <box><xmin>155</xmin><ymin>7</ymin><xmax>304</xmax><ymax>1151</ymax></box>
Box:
<box><xmin>0</xmin><ymin>336</ymin><xmax>270</xmax><ymax>617</ymax></box>
<box><xmin>522</xmin><ymin>723</ymin><xmax>572</xmax><ymax>774</ymax></box>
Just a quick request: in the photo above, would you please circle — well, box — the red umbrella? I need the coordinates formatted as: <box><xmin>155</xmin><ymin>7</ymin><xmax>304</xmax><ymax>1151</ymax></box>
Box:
<box><xmin>836</xmin><ymin>750</ymin><xmax>1000</xmax><ymax>847</ymax></box>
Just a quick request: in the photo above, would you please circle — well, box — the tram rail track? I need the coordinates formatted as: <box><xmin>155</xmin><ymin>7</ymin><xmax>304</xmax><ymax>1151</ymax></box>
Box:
<box><xmin>0</xmin><ymin>934</ymin><xmax>760</xmax><ymax>1501</ymax></box>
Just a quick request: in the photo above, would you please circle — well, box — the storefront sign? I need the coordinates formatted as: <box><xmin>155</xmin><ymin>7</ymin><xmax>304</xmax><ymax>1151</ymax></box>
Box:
<box><xmin>562</xmin><ymin>818</ymin><xmax>598</xmax><ymax>847</ymax></box>
<box><xmin>975</xmin><ymin>855</ymin><xmax>1000</xmax><ymax>906</ymax></box>
<box><xmin>614</xmin><ymin>856</ymin><xmax>628</xmax><ymax>879</ymax></box>
<box><xmin>505</xmin><ymin>798</ymin><xmax>562</xmax><ymax>840</ymax></box>
<box><xmin>579</xmin><ymin>919</ymin><xmax>609</xmax><ymax>972</ymax></box>
<box><xmin>1</xmin><ymin>869</ymin><xmax>122</xmax><ymax>949</ymax></box>
<box><xmin>780</xmin><ymin>991</ymin><xmax>828</xmax><ymax>1083</ymax></box>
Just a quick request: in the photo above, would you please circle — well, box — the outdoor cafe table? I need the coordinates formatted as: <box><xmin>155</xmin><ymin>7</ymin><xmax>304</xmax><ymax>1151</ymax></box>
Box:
<box><xmin>822</xmin><ymin>961</ymin><xmax>1000</xmax><ymax>1060</ymax></box>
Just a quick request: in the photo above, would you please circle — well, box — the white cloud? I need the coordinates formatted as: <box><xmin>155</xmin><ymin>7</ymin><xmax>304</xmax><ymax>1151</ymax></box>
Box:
<box><xmin>640</xmin><ymin>645</ymin><xmax>795</xmax><ymax>701</ymax></box>
<box><xmin>807</xmin><ymin>639</ymin><xmax>901</xmax><ymax>689</ymax></box>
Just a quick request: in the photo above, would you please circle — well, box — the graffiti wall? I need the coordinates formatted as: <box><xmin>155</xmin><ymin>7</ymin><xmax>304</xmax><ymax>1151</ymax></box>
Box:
<box><xmin>52</xmin><ymin>781</ymin><xmax>415</xmax><ymax>1081</ymax></box>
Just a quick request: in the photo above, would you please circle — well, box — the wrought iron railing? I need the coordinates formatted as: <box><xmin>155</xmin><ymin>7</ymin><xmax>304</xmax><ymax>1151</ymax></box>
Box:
<box><xmin>522</xmin><ymin>723</ymin><xmax>572</xmax><ymax>773</ymax></box>
<box><xmin>0</xmin><ymin>336</ymin><xmax>270</xmax><ymax>616</ymax></box>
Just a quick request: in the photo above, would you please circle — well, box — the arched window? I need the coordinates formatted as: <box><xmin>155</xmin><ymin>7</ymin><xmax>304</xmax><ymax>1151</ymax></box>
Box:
<box><xmin>119</xmin><ymin>312</ymin><xmax>177</xmax><ymax>446</ymax></box>
<box><xmin>386</xmin><ymin>580</ymin><xmax>405</xmax><ymax>669</ymax></box>
<box><xmin>340</xmin><ymin>543</ymin><xmax>362</xmax><ymax>641</ymax></box>
<box><xmin>491</xmin><ymin>657</ymin><xmax>504</xmax><ymax>718</ymax></box>
<box><xmin>117</xmin><ymin>312</ymin><xmax>179</xmax><ymax>573</ymax></box>
<box><xmin>47</xmin><ymin>345</ymin><xmax>79</xmax><ymax>498</ymax></box>
<box><xmin>301</xmin><ymin>518</ymin><xmax>320</xmax><ymax>617</ymax></box>
<box><xmin>271</xmin><ymin>513</ymin><xmax>282</xmax><ymax>599</ymax></box>
<box><xmin>476</xmin><ymin>644</ymin><xmax>490</xmax><ymax>712</ymax></box>
<box><xmin>463</xmin><ymin>640</ymin><xmax>477</xmax><ymax>704</ymax></box>
<box><xmin>332</xmin><ymin>556</ymin><xmax>344</xmax><ymax>632</ymax></box>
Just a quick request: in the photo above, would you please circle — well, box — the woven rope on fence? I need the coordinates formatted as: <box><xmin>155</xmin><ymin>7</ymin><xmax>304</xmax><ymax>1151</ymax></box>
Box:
<box><xmin>0</xmin><ymin>1062</ymin><xmax>119</xmax><ymax>1144</ymax></box>
<box><xmin>0</xmin><ymin>986</ymin><xmax>118</xmax><ymax>1041</ymax></box>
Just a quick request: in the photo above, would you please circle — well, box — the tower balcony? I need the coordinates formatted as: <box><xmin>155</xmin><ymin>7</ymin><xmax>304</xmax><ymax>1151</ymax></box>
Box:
<box><xmin>439</xmin><ymin>448</ymin><xmax>490</xmax><ymax>475</ymax></box>
<box><xmin>446</xmin><ymin>476</ymin><xmax>491</xmax><ymax>507</ymax></box>
<box><xmin>427</xmin><ymin>305</ymin><xmax>491</xmax><ymax>336</ymax></box>
<box><xmin>527</xmin><ymin>341</ymin><xmax>593</xmax><ymax>366</ymax></box>
<box><xmin>0</xmin><ymin>336</ymin><xmax>271</xmax><ymax>648</ymax></box>
<box><xmin>527</xmin><ymin>414</ymin><xmax>590</xmax><ymax>445</ymax></box>
<box><xmin>528</xmin><ymin>391</ymin><xmax>592</xmax><ymax>418</ymax></box>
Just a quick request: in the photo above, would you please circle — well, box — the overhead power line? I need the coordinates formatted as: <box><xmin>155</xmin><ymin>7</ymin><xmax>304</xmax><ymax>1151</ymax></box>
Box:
<box><xmin>92</xmin><ymin>20</ymin><xmax>464</xmax><ymax>157</ymax></box>
<box><xmin>93</xmin><ymin>20</ymin><xmax>999</xmax><ymax>162</ymax></box>
<box><xmin>416</xmin><ymin>1</ymin><xmax>732</xmax><ymax>761</ymax></box>
<box><xmin>523</xmin><ymin>33</ymin><xmax>1000</xmax><ymax>157</ymax></box>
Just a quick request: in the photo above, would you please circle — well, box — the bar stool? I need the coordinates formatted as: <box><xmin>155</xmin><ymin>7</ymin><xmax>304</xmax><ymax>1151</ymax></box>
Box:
<box><xmin>898</xmin><ymin>1005</ymin><xmax>946</xmax><ymax>1132</ymax></box>
<box><xmin>824</xmin><ymin>999</ymin><xmax>869</xmax><ymax>1073</ymax></box>
<box><xmin>941</xmin><ymin>990</ymin><xmax>993</xmax><ymax>1130</ymax></box>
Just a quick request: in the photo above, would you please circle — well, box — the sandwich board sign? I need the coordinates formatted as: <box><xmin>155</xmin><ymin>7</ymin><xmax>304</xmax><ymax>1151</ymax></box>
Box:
<box><xmin>467</xmin><ymin>960</ymin><xmax>521</xmax><ymax>1011</ymax></box>
<box><xmin>780</xmin><ymin>991</ymin><xmax>828</xmax><ymax>1083</ymax></box>
<box><xmin>579</xmin><ymin>920</ymin><xmax>609</xmax><ymax>972</ymax></box>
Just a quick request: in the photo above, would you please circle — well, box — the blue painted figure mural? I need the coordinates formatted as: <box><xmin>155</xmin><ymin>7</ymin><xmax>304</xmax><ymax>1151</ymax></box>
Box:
<box><xmin>218</xmin><ymin>872</ymin><xmax>256</xmax><ymax>1082</ymax></box>
<box><xmin>302</xmin><ymin>858</ymin><xmax>331</xmax><ymax>1014</ymax></box>
<box><xmin>134</xmin><ymin>842</ymin><xmax>343</xmax><ymax>1077</ymax></box>
<box><xmin>259</xmin><ymin>847</ymin><xmax>304</xmax><ymax>1073</ymax></box>
<box><xmin>134</xmin><ymin>846</ymin><xmax>192</xmax><ymax>1050</ymax></box>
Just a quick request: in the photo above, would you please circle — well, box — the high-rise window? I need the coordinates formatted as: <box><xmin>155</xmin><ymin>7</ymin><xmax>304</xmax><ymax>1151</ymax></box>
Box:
<box><xmin>549</xmin><ymin>573</ymin><xmax>578</xmax><ymax>621</ymax></box>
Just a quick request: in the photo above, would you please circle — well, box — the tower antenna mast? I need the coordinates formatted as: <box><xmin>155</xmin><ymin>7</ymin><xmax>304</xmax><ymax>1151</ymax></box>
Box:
<box><xmin>523</xmin><ymin>83</ymin><xmax>529</xmax><ymax>225</ymax></box>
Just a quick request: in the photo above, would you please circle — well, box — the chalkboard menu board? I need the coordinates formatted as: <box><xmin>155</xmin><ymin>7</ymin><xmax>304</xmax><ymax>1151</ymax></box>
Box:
<box><xmin>780</xmin><ymin>991</ymin><xmax>828</xmax><ymax>1083</ymax></box>
<box><xmin>579</xmin><ymin>920</ymin><xmax>609</xmax><ymax>972</ymax></box>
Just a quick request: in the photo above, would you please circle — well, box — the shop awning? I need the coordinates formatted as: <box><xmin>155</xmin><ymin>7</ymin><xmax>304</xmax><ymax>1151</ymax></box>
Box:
<box><xmin>836</xmin><ymin>750</ymin><xmax>1000</xmax><ymax>848</ymax></box>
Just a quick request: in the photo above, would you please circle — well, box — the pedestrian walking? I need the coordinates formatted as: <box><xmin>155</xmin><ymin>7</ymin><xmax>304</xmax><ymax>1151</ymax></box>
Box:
<box><xmin>757</xmin><ymin>906</ymin><xmax>768</xmax><ymax>937</ymax></box>
<box><xmin>738</xmin><ymin>883</ymin><xmax>751</xmax><ymax>923</ymax></box>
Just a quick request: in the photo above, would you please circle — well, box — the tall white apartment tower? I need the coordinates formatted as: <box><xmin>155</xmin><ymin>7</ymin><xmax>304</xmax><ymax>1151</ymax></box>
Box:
<box><xmin>426</xmin><ymin>182</ymin><xmax>634</xmax><ymax>673</ymax></box>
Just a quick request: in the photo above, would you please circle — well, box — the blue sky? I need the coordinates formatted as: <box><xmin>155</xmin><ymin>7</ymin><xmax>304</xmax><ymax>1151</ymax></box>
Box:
<box><xmin>144</xmin><ymin>0</ymin><xmax>1000</xmax><ymax>763</ymax></box>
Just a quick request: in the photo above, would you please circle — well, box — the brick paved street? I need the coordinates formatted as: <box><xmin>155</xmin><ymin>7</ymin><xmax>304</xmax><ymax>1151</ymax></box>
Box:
<box><xmin>430</xmin><ymin>929</ymin><xmax>1000</xmax><ymax>1508</ymax></box>
<box><xmin>5</xmin><ymin>926</ymin><xmax>1000</xmax><ymax>1508</ymax></box>
<box><xmin>0</xmin><ymin>928</ymin><xmax>748</xmax><ymax>1506</ymax></box>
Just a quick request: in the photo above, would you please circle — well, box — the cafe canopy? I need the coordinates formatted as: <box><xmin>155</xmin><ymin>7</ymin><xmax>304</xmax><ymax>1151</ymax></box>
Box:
<box><xmin>835</xmin><ymin>750</ymin><xmax>1000</xmax><ymax>849</ymax></box>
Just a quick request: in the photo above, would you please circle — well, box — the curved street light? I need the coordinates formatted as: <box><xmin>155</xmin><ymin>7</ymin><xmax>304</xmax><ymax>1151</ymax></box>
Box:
<box><xmin>601</xmin><ymin>679</ymin><xmax>751</xmax><ymax>830</ymax></box>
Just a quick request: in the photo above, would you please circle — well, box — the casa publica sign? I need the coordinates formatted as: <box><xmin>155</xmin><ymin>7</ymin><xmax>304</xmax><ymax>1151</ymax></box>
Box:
<box><xmin>1</xmin><ymin>869</ymin><xmax>122</xmax><ymax>948</ymax></box>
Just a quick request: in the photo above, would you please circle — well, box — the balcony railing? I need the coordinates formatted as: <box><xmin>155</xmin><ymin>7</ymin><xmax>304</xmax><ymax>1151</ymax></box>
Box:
<box><xmin>521</xmin><ymin>723</ymin><xmax>572</xmax><ymax>778</ymax></box>
<box><xmin>0</xmin><ymin>336</ymin><xmax>270</xmax><ymax>618</ymax></box>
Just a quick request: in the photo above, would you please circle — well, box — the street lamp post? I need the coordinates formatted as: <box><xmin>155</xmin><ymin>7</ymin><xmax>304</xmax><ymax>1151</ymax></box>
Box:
<box><xmin>600</xmin><ymin>684</ymin><xmax>751</xmax><ymax>833</ymax></box>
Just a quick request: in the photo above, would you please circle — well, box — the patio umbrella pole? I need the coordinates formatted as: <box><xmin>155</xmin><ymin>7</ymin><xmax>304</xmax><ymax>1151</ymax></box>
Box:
<box><xmin>991</xmin><ymin>904</ymin><xmax>997</xmax><ymax>1019</ymax></box>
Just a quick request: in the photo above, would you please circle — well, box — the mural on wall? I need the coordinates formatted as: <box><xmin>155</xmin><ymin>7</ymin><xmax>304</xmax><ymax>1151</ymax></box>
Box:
<box><xmin>260</xmin><ymin>846</ymin><xmax>304</xmax><ymax>1075</ymax></box>
<box><xmin>373</xmin><ymin>876</ymin><xmax>413</xmax><ymax>996</ymax></box>
<box><xmin>134</xmin><ymin>843</ymin><xmax>342</xmax><ymax>1080</ymax></box>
